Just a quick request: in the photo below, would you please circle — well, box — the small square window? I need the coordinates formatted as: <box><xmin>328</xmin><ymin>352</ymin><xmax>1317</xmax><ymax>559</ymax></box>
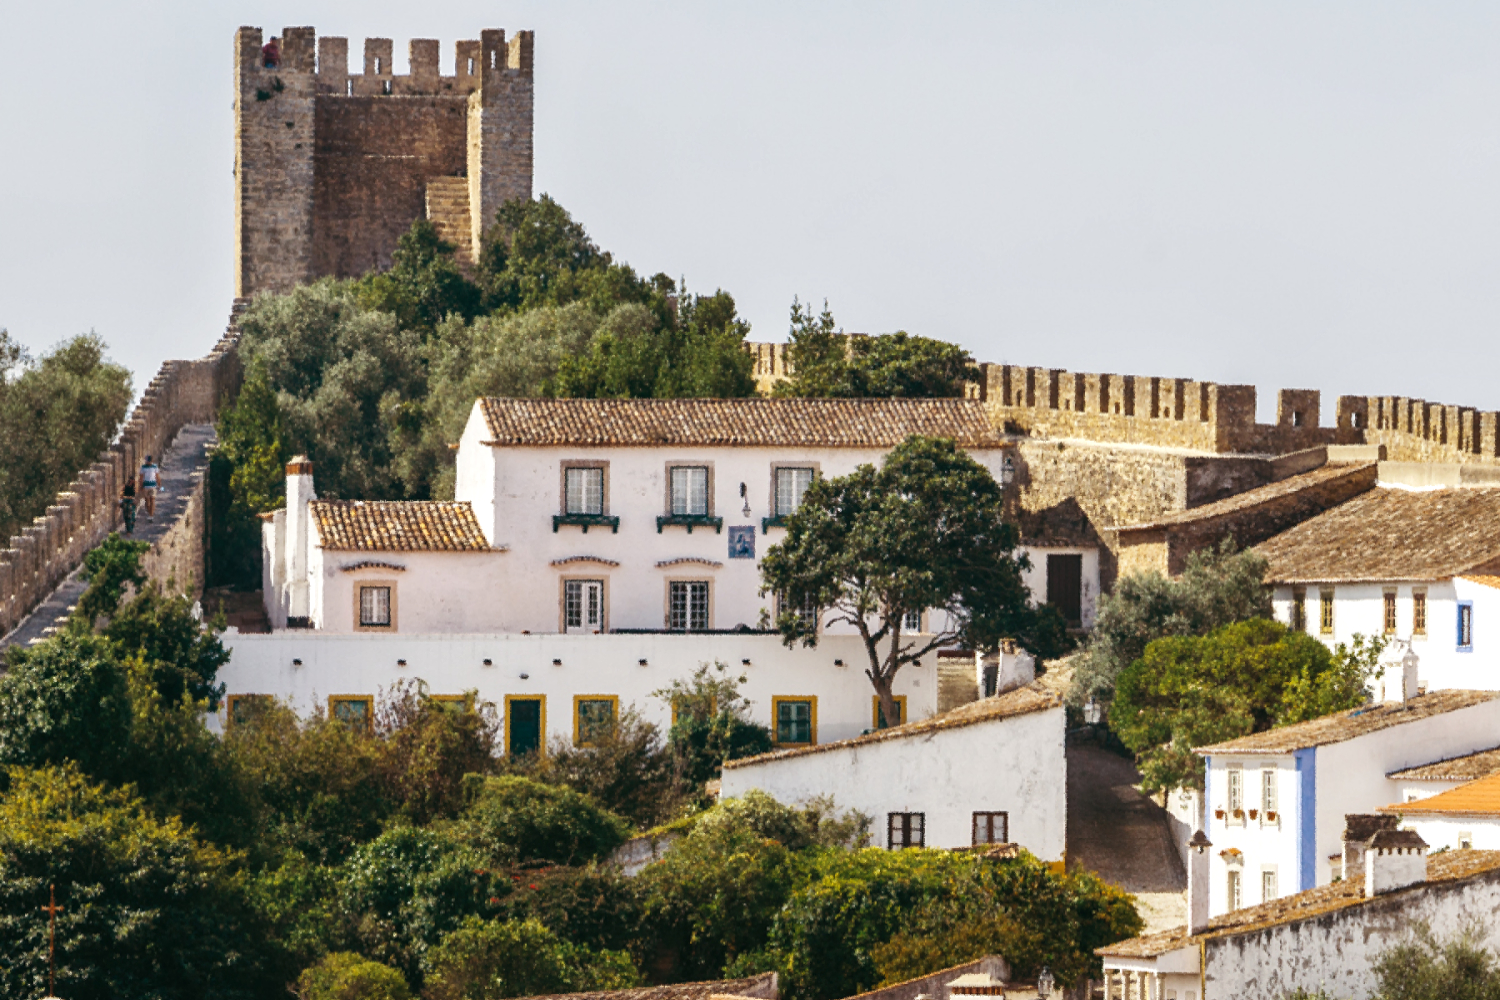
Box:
<box><xmin>670</xmin><ymin>466</ymin><xmax>709</xmax><ymax>516</ymax></box>
<box><xmin>873</xmin><ymin>695</ymin><xmax>907</xmax><ymax>729</ymax></box>
<box><xmin>779</xmin><ymin>591</ymin><xmax>818</xmax><ymax>632</ymax></box>
<box><xmin>902</xmin><ymin>608</ymin><xmax>923</xmax><ymax>633</ymax></box>
<box><xmin>972</xmin><ymin>811</ymin><xmax>1008</xmax><ymax>845</ymax></box>
<box><xmin>360</xmin><ymin>586</ymin><xmax>391</xmax><ymax>627</ymax></box>
<box><xmin>775</xmin><ymin>467</ymin><xmax>814</xmax><ymax>517</ymax></box>
<box><xmin>329</xmin><ymin>695</ymin><xmax>373</xmax><ymax>733</ymax></box>
<box><xmin>888</xmin><ymin>812</ymin><xmax>925</xmax><ymax>849</ymax></box>
<box><xmin>669</xmin><ymin>581</ymin><xmax>710</xmax><ymax>631</ymax></box>
<box><xmin>774</xmin><ymin>697</ymin><xmax>815</xmax><ymax>744</ymax></box>
<box><xmin>564</xmin><ymin>580</ymin><xmax>604</xmax><ymax>633</ymax></box>
<box><xmin>1460</xmin><ymin>831</ymin><xmax>1474</xmax><ymax>850</ymax></box>
<box><xmin>565</xmin><ymin>467</ymin><xmax>604</xmax><ymax>515</ymax></box>
<box><xmin>574</xmin><ymin>696</ymin><xmax>618</xmax><ymax>746</ymax></box>
<box><xmin>1261</xmin><ymin>868</ymin><xmax>1278</xmax><ymax>903</ymax></box>
<box><xmin>227</xmin><ymin>693</ymin><xmax>273</xmax><ymax>729</ymax></box>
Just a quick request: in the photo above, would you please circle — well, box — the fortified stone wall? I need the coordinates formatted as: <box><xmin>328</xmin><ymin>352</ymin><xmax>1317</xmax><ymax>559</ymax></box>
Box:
<box><xmin>235</xmin><ymin>25</ymin><xmax>533</xmax><ymax>296</ymax></box>
<box><xmin>0</xmin><ymin>304</ymin><xmax>246</xmax><ymax>640</ymax></box>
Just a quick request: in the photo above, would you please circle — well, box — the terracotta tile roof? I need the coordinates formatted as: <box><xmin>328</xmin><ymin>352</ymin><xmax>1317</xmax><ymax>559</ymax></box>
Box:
<box><xmin>1381</xmin><ymin>771</ymin><xmax>1500</xmax><ymax>817</ymax></box>
<box><xmin>310</xmin><ymin>500</ymin><xmax>490</xmax><ymax>552</ymax></box>
<box><xmin>1099</xmin><ymin>849</ymin><xmax>1500</xmax><ymax>958</ymax></box>
<box><xmin>723</xmin><ymin>683</ymin><xmax>1061</xmax><ymax>769</ymax></box>
<box><xmin>518</xmin><ymin>972</ymin><xmax>778</xmax><ymax>1000</ymax></box>
<box><xmin>1118</xmin><ymin>463</ymin><xmax>1375</xmax><ymax>531</ymax></box>
<box><xmin>1463</xmin><ymin>575</ymin><xmax>1500</xmax><ymax>591</ymax></box>
<box><xmin>1195</xmin><ymin>690</ymin><xmax>1499</xmax><ymax>755</ymax></box>
<box><xmin>1255</xmin><ymin>486</ymin><xmax>1500</xmax><ymax>583</ymax></box>
<box><xmin>1389</xmin><ymin>745</ymin><xmax>1500</xmax><ymax>781</ymax></box>
<box><xmin>478</xmin><ymin>397</ymin><xmax>1001</xmax><ymax>448</ymax></box>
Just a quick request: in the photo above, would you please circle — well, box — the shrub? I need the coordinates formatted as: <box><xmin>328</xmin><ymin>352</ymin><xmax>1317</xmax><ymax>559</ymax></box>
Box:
<box><xmin>424</xmin><ymin>916</ymin><xmax>640</xmax><ymax>1000</ymax></box>
<box><xmin>295</xmin><ymin>952</ymin><xmax>413</xmax><ymax>1000</ymax></box>
<box><xmin>457</xmin><ymin>775</ymin><xmax>631</xmax><ymax>866</ymax></box>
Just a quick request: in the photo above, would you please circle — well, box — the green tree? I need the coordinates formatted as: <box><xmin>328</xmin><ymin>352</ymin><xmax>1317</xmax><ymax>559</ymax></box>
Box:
<box><xmin>1070</xmin><ymin>539</ymin><xmax>1272</xmax><ymax>706</ymax></box>
<box><xmin>547</xmin><ymin>292</ymin><xmax>758</xmax><ymax>400</ymax></box>
<box><xmin>476</xmin><ymin>195</ymin><xmax>659</xmax><ymax>316</ymax></box>
<box><xmin>759</xmin><ymin>435</ymin><xmax>1035</xmax><ymax>728</ymax></box>
<box><xmin>105</xmin><ymin>582</ymin><xmax>230</xmax><ymax>708</ymax></box>
<box><xmin>1279</xmin><ymin>633</ymin><xmax>1387</xmax><ymax>725</ymax></box>
<box><xmin>457</xmin><ymin>775</ymin><xmax>632</xmax><ymax>867</ymax></box>
<box><xmin>0</xmin><ymin>765</ymin><xmax>275</xmax><ymax>1000</ymax></box>
<box><xmin>0</xmin><ymin>631</ymin><xmax>132</xmax><ymax>779</ymax></box>
<box><xmin>425</xmin><ymin>916</ymin><xmax>640</xmax><ymax>1000</ymax></box>
<box><xmin>772</xmin><ymin>300</ymin><xmax>978</xmax><ymax>399</ymax></box>
<box><xmin>491</xmin><ymin>864</ymin><xmax>643</xmax><ymax>954</ymax></box>
<box><xmin>296</xmin><ymin>952</ymin><xmax>413</xmax><ymax>1000</ymax></box>
<box><xmin>209</xmin><ymin>361</ymin><xmax>289</xmax><ymax>587</ymax></box>
<box><xmin>1373</xmin><ymin>922</ymin><xmax>1500</xmax><ymax>1000</ymax></box>
<box><xmin>1109</xmin><ymin>619</ymin><xmax>1373</xmax><ymax>793</ymax></box>
<box><xmin>358</xmin><ymin>220</ymin><xmax>482</xmax><ymax>334</ymax></box>
<box><xmin>74</xmin><ymin>532</ymin><xmax>150</xmax><ymax>623</ymax></box>
<box><xmin>530</xmin><ymin>707</ymin><xmax>682</xmax><ymax>829</ymax></box>
<box><xmin>0</xmin><ymin>331</ymin><xmax>133</xmax><ymax>542</ymax></box>
<box><xmin>693</xmin><ymin>790</ymin><xmax>871</xmax><ymax>851</ymax></box>
<box><xmin>656</xmin><ymin>662</ymin><xmax>774</xmax><ymax>792</ymax></box>
<box><xmin>375</xmin><ymin>682</ymin><xmax>500</xmax><ymax>825</ymax></box>
<box><xmin>395</xmin><ymin>304</ymin><xmax>603</xmax><ymax>499</ymax></box>
<box><xmin>234</xmin><ymin>280</ymin><xmax>425</xmax><ymax>501</ymax></box>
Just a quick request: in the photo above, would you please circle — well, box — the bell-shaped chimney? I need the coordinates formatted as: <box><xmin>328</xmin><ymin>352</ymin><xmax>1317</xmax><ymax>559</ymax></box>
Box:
<box><xmin>1187</xmin><ymin>829</ymin><xmax>1212</xmax><ymax>933</ymax></box>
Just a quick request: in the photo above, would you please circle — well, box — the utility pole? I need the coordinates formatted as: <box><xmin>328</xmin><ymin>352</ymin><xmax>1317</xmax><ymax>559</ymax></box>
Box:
<box><xmin>40</xmin><ymin>883</ymin><xmax>63</xmax><ymax>997</ymax></box>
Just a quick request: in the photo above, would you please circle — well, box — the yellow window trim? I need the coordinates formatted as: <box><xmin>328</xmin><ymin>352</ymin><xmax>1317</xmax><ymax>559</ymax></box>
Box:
<box><xmin>504</xmin><ymin>694</ymin><xmax>547</xmax><ymax>758</ymax></box>
<box><xmin>573</xmin><ymin>694</ymin><xmax>620</xmax><ymax>747</ymax></box>
<box><xmin>771</xmin><ymin>695</ymin><xmax>818</xmax><ymax>746</ymax></box>
<box><xmin>327</xmin><ymin>694</ymin><xmax>375</xmax><ymax>733</ymax></box>
<box><xmin>872</xmin><ymin>694</ymin><xmax>908</xmax><ymax>730</ymax></box>
<box><xmin>225</xmin><ymin>693</ymin><xmax>273</xmax><ymax>729</ymax></box>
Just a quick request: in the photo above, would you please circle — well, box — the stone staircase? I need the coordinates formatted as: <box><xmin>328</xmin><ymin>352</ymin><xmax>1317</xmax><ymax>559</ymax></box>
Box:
<box><xmin>425</xmin><ymin>177</ymin><xmax>474</xmax><ymax>267</ymax></box>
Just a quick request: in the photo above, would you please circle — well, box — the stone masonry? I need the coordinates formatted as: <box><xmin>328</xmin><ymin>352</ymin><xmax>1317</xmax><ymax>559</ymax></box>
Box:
<box><xmin>234</xmin><ymin>26</ymin><xmax>534</xmax><ymax>296</ymax></box>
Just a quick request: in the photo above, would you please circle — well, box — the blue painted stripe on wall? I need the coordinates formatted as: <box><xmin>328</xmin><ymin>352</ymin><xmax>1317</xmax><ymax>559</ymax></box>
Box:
<box><xmin>1295</xmin><ymin>747</ymin><xmax>1317</xmax><ymax>890</ymax></box>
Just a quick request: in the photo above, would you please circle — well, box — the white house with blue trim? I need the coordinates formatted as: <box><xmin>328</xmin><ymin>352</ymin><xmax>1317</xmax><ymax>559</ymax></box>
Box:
<box><xmin>1193</xmin><ymin>687</ymin><xmax>1500</xmax><ymax>918</ymax></box>
<box><xmin>1255</xmin><ymin>477</ymin><xmax>1500</xmax><ymax>693</ymax></box>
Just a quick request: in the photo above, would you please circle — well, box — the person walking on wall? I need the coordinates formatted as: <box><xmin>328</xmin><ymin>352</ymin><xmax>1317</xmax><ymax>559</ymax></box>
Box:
<box><xmin>119</xmin><ymin>481</ymin><xmax>137</xmax><ymax>535</ymax></box>
<box><xmin>139</xmin><ymin>455</ymin><xmax>159</xmax><ymax>522</ymax></box>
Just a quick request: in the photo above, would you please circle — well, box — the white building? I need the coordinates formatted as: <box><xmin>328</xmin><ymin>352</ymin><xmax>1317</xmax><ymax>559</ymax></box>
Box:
<box><xmin>1256</xmin><ymin>477</ymin><xmax>1500</xmax><ymax>693</ymax></box>
<box><xmin>1385</xmin><ymin>744</ymin><xmax>1500</xmax><ymax>804</ymax></box>
<box><xmin>1379</xmin><ymin>769</ymin><xmax>1500</xmax><ymax>852</ymax></box>
<box><xmin>263</xmin><ymin>397</ymin><xmax>1100</xmax><ymax>635</ymax></box>
<box><xmin>1099</xmin><ymin>826</ymin><xmax>1500</xmax><ymax>1000</ymax></box>
<box><xmin>1192</xmin><ymin>686</ymin><xmax>1500</xmax><ymax>917</ymax></box>
<box><xmin>719</xmin><ymin>683</ymin><xmax>1066</xmax><ymax>862</ymax></box>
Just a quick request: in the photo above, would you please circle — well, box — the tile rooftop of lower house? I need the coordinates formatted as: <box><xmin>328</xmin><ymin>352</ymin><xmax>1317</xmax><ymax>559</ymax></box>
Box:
<box><xmin>517</xmin><ymin>972</ymin><xmax>778</xmax><ymax>1000</ymax></box>
<box><xmin>1255</xmin><ymin>485</ymin><xmax>1500</xmax><ymax>583</ymax></box>
<box><xmin>310</xmin><ymin>500</ymin><xmax>490</xmax><ymax>552</ymax></box>
<box><xmin>1118</xmin><ymin>462</ymin><xmax>1375</xmax><ymax>530</ymax></box>
<box><xmin>1381</xmin><ymin>771</ymin><xmax>1500</xmax><ymax>817</ymax></box>
<box><xmin>478</xmin><ymin>397</ymin><xmax>1002</xmax><ymax>448</ymax></box>
<box><xmin>1098</xmin><ymin>849</ymin><xmax>1500</xmax><ymax>958</ymax></box>
<box><xmin>1195</xmin><ymin>690</ymin><xmax>1498</xmax><ymax>755</ymax></box>
<box><xmin>1388</xmin><ymin>745</ymin><xmax>1500</xmax><ymax>781</ymax></box>
<box><xmin>722</xmin><ymin>683</ymin><xmax>1060</xmax><ymax>768</ymax></box>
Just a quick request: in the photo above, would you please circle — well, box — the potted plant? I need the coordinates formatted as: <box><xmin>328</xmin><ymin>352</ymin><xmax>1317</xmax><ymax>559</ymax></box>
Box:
<box><xmin>1232</xmin><ymin>808</ymin><xmax>1245</xmax><ymax>819</ymax></box>
<box><xmin>1248</xmin><ymin>809</ymin><xmax>1258</xmax><ymax>820</ymax></box>
<box><xmin>1266</xmin><ymin>810</ymin><xmax>1278</xmax><ymax>822</ymax></box>
<box><xmin>1214</xmin><ymin>808</ymin><xmax>1226</xmax><ymax>820</ymax></box>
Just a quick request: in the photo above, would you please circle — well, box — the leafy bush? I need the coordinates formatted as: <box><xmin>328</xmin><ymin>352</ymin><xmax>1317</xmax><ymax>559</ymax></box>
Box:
<box><xmin>424</xmin><ymin>916</ymin><xmax>641</xmax><ymax>1000</ymax></box>
<box><xmin>657</xmin><ymin>663</ymin><xmax>774</xmax><ymax>793</ymax></box>
<box><xmin>458</xmin><ymin>775</ymin><xmax>631</xmax><ymax>866</ymax></box>
<box><xmin>1111</xmin><ymin>620</ymin><xmax>1382</xmax><ymax>793</ymax></box>
<box><xmin>296</xmin><ymin>952</ymin><xmax>413</xmax><ymax>1000</ymax></box>
<box><xmin>1071</xmin><ymin>539</ymin><xmax>1272</xmax><ymax>705</ymax></box>
<box><xmin>492</xmin><ymin>864</ymin><xmax>643</xmax><ymax>954</ymax></box>
<box><xmin>0</xmin><ymin>765</ymin><xmax>276</xmax><ymax>1000</ymax></box>
<box><xmin>531</xmin><ymin>707</ymin><xmax>681</xmax><ymax>829</ymax></box>
<box><xmin>772</xmin><ymin>300</ymin><xmax>979</xmax><ymax>399</ymax></box>
<box><xmin>376</xmin><ymin>681</ymin><xmax>500</xmax><ymax>825</ymax></box>
<box><xmin>1372</xmin><ymin>922</ymin><xmax>1500</xmax><ymax>1000</ymax></box>
<box><xmin>75</xmin><ymin>532</ymin><xmax>149</xmax><ymax>622</ymax></box>
<box><xmin>0</xmin><ymin>631</ymin><xmax>132</xmax><ymax>778</ymax></box>
<box><xmin>693</xmin><ymin>790</ymin><xmax>871</xmax><ymax>851</ymax></box>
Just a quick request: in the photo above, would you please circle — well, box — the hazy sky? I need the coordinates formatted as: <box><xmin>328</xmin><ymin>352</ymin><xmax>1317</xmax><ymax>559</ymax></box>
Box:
<box><xmin>3</xmin><ymin>3</ymin><xmax>1500</xmax><ymax>422</ymax></box>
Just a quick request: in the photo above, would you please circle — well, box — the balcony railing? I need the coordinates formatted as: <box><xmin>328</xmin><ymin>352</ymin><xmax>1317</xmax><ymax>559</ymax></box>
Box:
<box><xmin>553</xmin><ymin>513</ymin><xmax>620</xmax><ymax>534</ymax></box>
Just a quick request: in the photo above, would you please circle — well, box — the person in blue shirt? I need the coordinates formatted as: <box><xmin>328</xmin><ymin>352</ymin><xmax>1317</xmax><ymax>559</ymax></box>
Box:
<box><xmin>139</xmin><ymin>456</ymin><xmax>160</xmax><ymax>522</ymax></box>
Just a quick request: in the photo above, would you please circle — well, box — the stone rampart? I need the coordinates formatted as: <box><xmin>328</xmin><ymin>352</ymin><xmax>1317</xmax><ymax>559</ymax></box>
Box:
<box><xmin>235</xmin><ymin>26</ymin><xmax>534</xmax><ymax>296</ymax></box>
<box><xmin>0</xmin><ymin>303</ymin><xmax>246</xmax><ymax>638</ymax></box>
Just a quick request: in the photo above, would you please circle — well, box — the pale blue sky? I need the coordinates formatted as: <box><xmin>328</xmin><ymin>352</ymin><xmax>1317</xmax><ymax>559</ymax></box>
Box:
<box><xmin>3</xmin><ymin>2</ymin><xmax>1499</xmax><ymax>420</ymax></box>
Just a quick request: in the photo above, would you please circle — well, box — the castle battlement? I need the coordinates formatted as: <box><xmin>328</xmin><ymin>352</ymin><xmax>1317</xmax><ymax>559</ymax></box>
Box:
<box><xmin>234</xmin><ymin>25</ymin><xmax>534</xmax><ymax>297</ymax></box>
<box><xmin>235</xmin><ymin>26</ymin><xmax>533</xmax><ymax>99</ymax></box>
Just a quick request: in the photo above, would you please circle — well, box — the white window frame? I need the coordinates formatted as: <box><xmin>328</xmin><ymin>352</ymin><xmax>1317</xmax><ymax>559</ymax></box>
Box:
<box><xmin>669</xmin><ymin>466</ymin><xmax>710</xmax><ymax>516</ymax></box>
<box><xmin>564</xmin><ymin>466</ymin><xmax>605</xmax><ymax>515</ymax></box>
<box><xmin>563</xmin><ymin>579</ymin><xmax>605</xmax><ymax>634</ymax></box>
<box><xmin>668</xmin><ymin>580</ymin><xmax>711</xmax><ymax>631</ymax></box>
<box><xmin>774</xmin><ymin>466</ymin><xmax>815</xmax><ymax>517</ymax></box>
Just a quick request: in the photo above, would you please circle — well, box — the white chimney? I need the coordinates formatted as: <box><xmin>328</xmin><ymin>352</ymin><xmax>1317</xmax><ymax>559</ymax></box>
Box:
<box><xmin>1342</xmin><ymin>814</ymin><xmax>1398</xmax><ymax>880</ymax></box>
<box><xmin>1377</xmin><ymin>641</ymin><xmax>1421</xmax><ymax>702</ymax></box>
<box><xmin>285</xmin><ymin>456</ymin><xmax>316</xmax><ymax>626</ymax></box>
<box><xmin>1187</xmin><ymin>829</ymin><xmax>1212</xmax><ymax>933</ymax></box>
<box><xmin>1401</xmin><ymin>645</ymin><xmax>1420</xmax><ymax>702</ymax></box>
<box><xmin>1364</xmin><ymin>829</ymin><xmax>1428</xmax><ymax>897</ymax></box>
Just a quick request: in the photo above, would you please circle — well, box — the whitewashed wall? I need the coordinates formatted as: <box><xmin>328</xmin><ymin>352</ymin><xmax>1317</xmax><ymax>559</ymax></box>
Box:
<box><xmin>1203</xmin><ymin>868</ymin><xmax>1500</xmax><ymax>999</ymax></box>
<box><xmin>217</xmin><ymin>631</ymin><xmax>938</xmax><ymax>748</ymax></box>
<box><xmin>1202</xmin><ymin>697</ymin><xmax>1500</xmax><ymax>917</ymax></box>
<box><xmin>1271</xmin><ymin>579</ymin><xmax>1500</xmax><ymax>693</ymax></box>
<box><xmin>719</xmin><ymin>702</ymin><xmax>1066</xmax><ymax>860</ymax></box>
<box><xmin>1399</xmin><ymin>816</ymin><xmax>1500</xmax><ymax>852</ymax></box>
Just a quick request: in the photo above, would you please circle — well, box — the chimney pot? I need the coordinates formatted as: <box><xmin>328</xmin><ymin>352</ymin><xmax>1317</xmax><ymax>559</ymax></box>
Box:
<box><xmin>1187</xmin><ymin>829</ymin><xmax>1212</xmax><ymax>933</ymax></box>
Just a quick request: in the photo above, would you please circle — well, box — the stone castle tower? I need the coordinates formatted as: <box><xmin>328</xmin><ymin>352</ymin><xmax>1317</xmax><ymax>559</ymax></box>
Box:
<box><xmin>234</xmin><ymin>25</ymin><xmax>534</xmax><ymax>297</ymax></box>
